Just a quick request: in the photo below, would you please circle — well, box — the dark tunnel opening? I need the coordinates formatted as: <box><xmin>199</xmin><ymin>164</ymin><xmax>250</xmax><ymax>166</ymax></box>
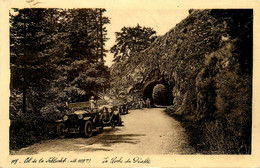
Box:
<box><xmin>142</xmin><ymin>81</ymin><xmax>173</xmax><ymax>107</ymax></box>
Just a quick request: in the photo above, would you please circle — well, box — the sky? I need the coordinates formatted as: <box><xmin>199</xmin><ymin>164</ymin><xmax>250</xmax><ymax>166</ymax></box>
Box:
<box><xmin>8</xmin><ymin>7</ymin><xmax>189</xmax><ymax>67</ymax></box>
<box><xmin>104</xmin><ymin>8</ymin><xmax>189</xmax><ymax>67</ymax></box>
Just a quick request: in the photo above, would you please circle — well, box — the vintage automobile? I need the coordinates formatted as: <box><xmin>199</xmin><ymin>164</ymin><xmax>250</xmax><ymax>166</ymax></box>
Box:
<box><xmin>118</xmin><ymin>103</ymin><xmax>128</xmax><ymax>115</ymax></box>
<box><xmin>56</xmin><ymin>108</ymin><xmax>103</xmax><ymax>138</ymax></box>
<box><xmin>99</xmin><ymin>105</ymin><xmax>123</xmax><ymax>127</ymax></box>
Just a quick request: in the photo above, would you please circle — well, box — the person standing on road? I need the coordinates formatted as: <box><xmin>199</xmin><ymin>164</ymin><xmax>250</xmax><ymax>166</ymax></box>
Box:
<box><xmin>142</xmin><ymin>99</ymin><xmax>146</xmax><ymax>109</ymax></box>
<box><xmin>140</xmin><ymin>99</ymin><xmax>145</xmax><ymax>110</ymax></box>
<box><xmin>146</xmin><ymin>98</ymin><xmax>151</xmax><ymax>108</ymax></box>
<box><xmin>137</xmin><ymin>99</ymin><xmax>141</xmax><ymax>109</ymax></box>
<box><xmin>90</xmin><ymin>96</ymin><xmax>97</xmax><ymax>110</ymax></box>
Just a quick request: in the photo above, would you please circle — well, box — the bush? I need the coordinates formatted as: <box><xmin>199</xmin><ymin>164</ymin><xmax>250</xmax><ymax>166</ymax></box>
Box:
<box><xmin>10</xmin><ymin>104</ymin><xmax>64</xmax><ymax>150</ymax></box>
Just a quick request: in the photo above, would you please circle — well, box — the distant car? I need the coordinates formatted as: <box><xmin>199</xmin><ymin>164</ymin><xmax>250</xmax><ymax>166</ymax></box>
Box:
<box><xmin>56</xmin><ymin>108</ymin><xmax>103</xmax><ymax>138</ymax></box>
<box><xmin>118</xmin><ymin>103</ymin><xmax>128</xmax><ymax>115</ymax></box>
<box><xmin>99</xmin><ymin>105</ymin><xmax>123</xmax><ymax>127</ymax></box>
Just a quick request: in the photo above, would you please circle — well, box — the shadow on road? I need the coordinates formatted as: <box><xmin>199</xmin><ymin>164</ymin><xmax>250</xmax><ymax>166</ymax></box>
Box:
<box><xmin>49</xmin><ymin>128</ymin><xmax>146</xmax><ymax>153</ymax></box>
<box><xmin>89</xmin><ymin>128</ymin><xmax>145</xmax><ymax>147</ymax></box>
<box><xmin>94</xmin><ymin>133</ymin><xmax>145</xmax><ymax>146</ymax></box>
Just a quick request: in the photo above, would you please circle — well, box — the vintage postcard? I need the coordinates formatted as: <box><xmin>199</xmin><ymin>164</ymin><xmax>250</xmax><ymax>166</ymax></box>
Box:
<box><xmin>0</xmin><ymin>0</ymin><xmax>260</xmax><ymax>167</ymax></box>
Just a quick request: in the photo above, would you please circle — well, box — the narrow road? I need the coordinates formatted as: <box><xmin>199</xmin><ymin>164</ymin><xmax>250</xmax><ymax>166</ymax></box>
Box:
<box><xmin>12</xmin><ymin>108</ymin><xmax>195</xmax><ymax>155</ymax></box>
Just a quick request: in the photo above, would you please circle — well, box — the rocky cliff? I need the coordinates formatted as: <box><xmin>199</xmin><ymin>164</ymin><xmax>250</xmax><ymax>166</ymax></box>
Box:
<box><xmin>110</xmin><ymin>9</ymin><xmax>252</xmax><ymax>153</ymax></box>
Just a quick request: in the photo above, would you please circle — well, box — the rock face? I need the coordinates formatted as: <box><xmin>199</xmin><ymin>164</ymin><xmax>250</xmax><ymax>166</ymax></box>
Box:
<box><xmin>111</xmin><ymin>9</ymin><xmax>252</xmax><ymax>153</ymax></box>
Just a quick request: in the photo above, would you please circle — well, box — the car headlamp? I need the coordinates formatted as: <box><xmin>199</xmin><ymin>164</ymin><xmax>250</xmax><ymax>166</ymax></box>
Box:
<box><xmin>114</xmin><ymin>111</ymin><xmax>119</xmax><ymax>115</ymax></box>
<box><xmin>78</xmin><ymin>114</ymin><xmax>83</xmax><ymax>119</ymax></box>
<box><xmin>63</xmin><ymin>115</ymin><xmax>68</xmax><ymax>121</ymax></box>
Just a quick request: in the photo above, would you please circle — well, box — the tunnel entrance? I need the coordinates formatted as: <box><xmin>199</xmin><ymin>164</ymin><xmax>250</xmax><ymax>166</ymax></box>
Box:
<box><xmin>142</xmin><ymin>80</ymin><xmax>173</xmax><ymax>107</ymax></box>
<box><xmin>152</xmin><ymin>84</ymin><xmax>173</xmax><ymax>105</ymax></box>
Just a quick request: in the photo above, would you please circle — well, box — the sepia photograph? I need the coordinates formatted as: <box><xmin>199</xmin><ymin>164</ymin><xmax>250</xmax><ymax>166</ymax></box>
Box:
<box><xmin>1</xmin><ymin>0</ymin><xmax>260</xmax><ymax>167</ymax></box>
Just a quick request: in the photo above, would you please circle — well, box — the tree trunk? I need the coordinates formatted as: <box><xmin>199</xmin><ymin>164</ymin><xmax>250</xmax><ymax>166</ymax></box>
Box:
<box><xmin>22</xmin><ymin>85</ymin><xmax>27</xmax><ymax>113</ymax></box>
<box><xmin>99</xmin><ymin>9</ymin><xmax>104</xmax><ymax>61</ymax></box>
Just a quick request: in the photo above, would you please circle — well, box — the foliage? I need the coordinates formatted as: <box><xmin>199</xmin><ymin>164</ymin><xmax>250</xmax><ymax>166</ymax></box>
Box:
<box><xmin>9</xmin><ymin>8</ymin><xmax>110</xmax><ymax>150</ymax></box>
<box><xmin>110</xmin><ymin>24</ymin><xmax>157</xmax><ymax>62</ymax></box>
<box><xmin>110</xmin><ymin>9</ymin><xmax>252</xmax><ymax>154</ymax></box>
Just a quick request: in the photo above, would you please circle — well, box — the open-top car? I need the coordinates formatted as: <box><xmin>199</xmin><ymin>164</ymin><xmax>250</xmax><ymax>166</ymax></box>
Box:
<box><xmin>118</xmin><ymin>103</ymin><xmax>128</xmax><ymax>115</ymax></box>
<box><xmin>56</xmin><ymin>108</ymin><xmax>103</xmax><ymax>138</ymax></box>
<box><xmin>99</xmin><ymin>105</ymin><xmax>123</xmax><ymax>127</ymax></box>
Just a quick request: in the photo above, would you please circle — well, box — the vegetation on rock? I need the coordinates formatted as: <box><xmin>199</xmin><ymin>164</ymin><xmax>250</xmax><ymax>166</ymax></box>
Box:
<box><xmin>110</xmin><ymin>24</ymin><xmax>157</xmax><ymax>63</ymax></box>
<box><xmin>111</xmin><ymin>9</ymin><xmax>252</xmax><ymax>154</ymax></box>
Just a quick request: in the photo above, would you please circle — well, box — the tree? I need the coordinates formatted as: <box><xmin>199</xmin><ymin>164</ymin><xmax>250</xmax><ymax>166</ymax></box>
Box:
<box><xmin>10</xmin><ymin>8</ymin><xmax>111</xmax><ymax>114</ymax></box>
<box><xmin>10</xmin><ymin>8</ymin><xmax>56</xmax><ymax>113</ymax></box>
<box><xmin>49</xmin><ymin>8</ymin><xmax>110</xmax><ymax>103</ymax></box>
<box><xmin>110</xmin><ymin>24</ymin><xmax>157</xmax><ymax>62</ymax></box>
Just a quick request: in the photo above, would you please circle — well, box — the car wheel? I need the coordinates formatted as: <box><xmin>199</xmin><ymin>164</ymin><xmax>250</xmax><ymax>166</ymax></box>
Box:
<box><xmin>84</xmin><ymin>120</ymin><xmax>93</xmax><ymax>138</ymax></box>
<box><xmin>118</xmin><ymin>116</ymin><xmax>122</xmax><ymax>126</ymax></box>
<box><xmin>99</xmin><ymin>123</ymin><xmax>104</xmax><ymax>132</ymax></box>
<box><xmin>57</xmin><ymin>123</ymin><xmax>67</xmax><ymax>139</ymax></box>
<box><xmin>98</xmin><ymin>118</ymin><xmax>104</xmax><ymax>132</ymax></box>
<box><xmin>111</xmin><ymin>121</ymin><xmax>115</xmax><ymax>128</ymax></box>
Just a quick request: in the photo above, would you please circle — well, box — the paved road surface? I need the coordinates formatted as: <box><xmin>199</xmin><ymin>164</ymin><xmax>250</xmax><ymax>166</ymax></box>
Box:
<box><xmin>11</xmin><ymin>108</ymin><xmax>195</xmax><ymax>155</ymax></box>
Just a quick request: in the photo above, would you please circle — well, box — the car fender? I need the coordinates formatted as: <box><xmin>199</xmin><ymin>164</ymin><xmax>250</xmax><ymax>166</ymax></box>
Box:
<box><xmin>55</xmin><ymin>119</ymin><xmax>63</xmax><ymax>123</ymax></box>
<box><xmin>100</xmin><ymin>114</ymin><xmax>104</xmax><ymax>119</ymax></box>
<box><xmin>113</xmin><ymin>111</ymin><xmax>120</xmax><ymax>115</ymax></box>
<box><xmin>83</xmin><ymin>116</ymin><xmax>92</xmax><ymax>121</ymax></box>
